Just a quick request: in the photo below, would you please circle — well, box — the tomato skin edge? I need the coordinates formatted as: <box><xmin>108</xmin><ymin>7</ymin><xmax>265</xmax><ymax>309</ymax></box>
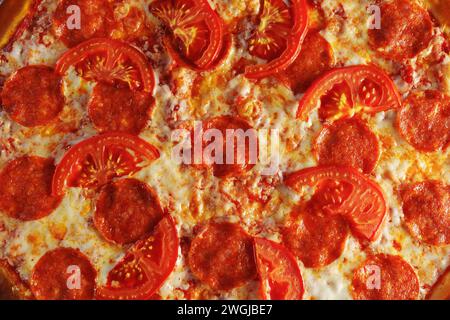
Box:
<box><xmin>254</xmin><ymin>237</ymin><xmax>304</xmax><ymax>300</ymax></box>
<box><xmin>51</xmin><ymin>132</ymin><xmax>160</xmax><ymax>196</ymax></box>
<box><xmin>95</xmin><ymin>215</ymin><xmax>179</xmax><ymax>300</ymax></box>
<box><xmin>193</xmin><ymin>0</ymin><xmax>225</xmax><ymax>69</ymax></box>
<box><xmin>165</xmin><ymin>33</ymin><xmax>233</xmax><ymax>72</ymax></box>
<box><xmin>244</xmin><ymin>0</ymin><xmax>309</xmax><ymax>79</ymax></box>
<box><xmin>296</xmin><ymin>64</ymin><xmax>402</xmax><ymax>121</ymax></box>
<box><xmin>55</xmin><ymin>38</ymin><xmax>156</xmax><ymax>93</ymax></box>
<box><xmin>284</xmin><ymin>165</ymin><xmax>387</xmax><ymax>242</ymax></box>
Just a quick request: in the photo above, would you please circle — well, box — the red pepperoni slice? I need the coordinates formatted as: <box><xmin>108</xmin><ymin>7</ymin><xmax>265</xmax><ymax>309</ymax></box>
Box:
<box><xmin>188</xmin><ymin>222</ymin><xmax>257</xmax><ymax>290</ymax></box>
<box><xmin>204</xmin><ymin>116</ymin><xmax>257</xmax><ymax>178</ymax></box>
<box><xmin>368</xmin><ymin>0</ymin><xmax>433</xmax><ymax>61</ymax></box>
<box><xmin>94</xmin><ymin>178</ymin><xmax>164</xmax><ymax>245</ymax></box>
<box><xmin>0</xmin><ymin>156</ymin><xmax>62</xmax><ymax>221</ymax></box>
<box><xmin>352</xmin><ymin>254</ymin><xmax>419</xmax><ymax>300</ymax></box>
<box><xmin>400</xmin><ymin>180</ymin><xmax>449</xmax><ymax>246</ymax></box>
<box><xmin>88</xmin><ymin>83</ymin><xmax>154</xmax><ymax>135</ymax></box>
<box><xmin>30</xmin><ymin>247</ymin><xmax>97</xmax><ymax>300</ymax></box>
<box><xmin>279</xmin><ymin>32</ymin><xmax>334</xmax><ymax>94</ymax></box>
<box><xmin>314</xmin><ymin>117</ymin><xmax>380</xmax><ymax>174</ymax></box>
<box><xmin>282</xmin><ymin>203</ymin><xmax>349</xmax><ymax>268</ymax></box>
<box><xmin>0</xmin><ymin>65</ymin><xmax>64</xmax><ymax>127</ymax></box>
<box><xmin>396</xmin><ymin>90</ymin><xmax>450</xmax><ymax>152</ymax></box>
<box><xmin>53</xmin><ymin>0</ymin><xmax>113</xmax><ymax>47</ymax></box>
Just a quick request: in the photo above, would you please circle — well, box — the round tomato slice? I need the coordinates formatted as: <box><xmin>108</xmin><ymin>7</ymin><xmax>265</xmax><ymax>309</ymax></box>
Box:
<box><xmin>55</xmin><ymin>38</ymin><xmax>155</xmax><ymax>92</ymax></box>
<box><xmin>427</xmin><ymin>266</ymin><xmax>450</xmax><ymax>300</ymax></box>
<box><xmin>297</xmin><ymin>65</ymin><xmax>401</xmax><ymax>122</ymax></box>
<box><xmin>284</xmin><ymin>165</ymin><xmax>387</xmax><ymax>242</ymax></box>
<box><xmin>244</xmin><ymin>0</ymin><xmax>308</xmax><ymax>79</ymax></box>
<box><xmin>149</xmin><ymin>0</ymin><xmax>224</xmax><ymax>70</ymax></box>
<box><xmin>96</xmin><ymin>215</ymin><xmax>179</xmax><ymax>300</ymax></box>
<box><xmin>254</xmin><ymin>238</ymin><xmax>304</xmax><ymax>300</ymax></box>
<box><xmin>52</xmin><ymin>132</ymin><xmax>160</xmax><ymax>196</ymax></box>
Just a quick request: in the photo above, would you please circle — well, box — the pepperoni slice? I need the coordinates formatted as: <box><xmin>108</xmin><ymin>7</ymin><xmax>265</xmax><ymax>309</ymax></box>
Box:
<box><xmin>94</xmin><ymin>178</ymin><xmax>164</xmax><ymax>245</ymax></box>
<box><xmin>0</xmin><ymin>156</ymin><xmax>62</xmax><ymax>221</ymax></box>
<box><xmin>396</xmin><ymin>90</ymin><xmax>450</xmax><ymax>152</ymax></box>
<box><xmin>314</xmin><ymin>117</ymin><xmax>380</xmax><ymax>174</ymax></box>
<box><xmin>53</xmin><ymin>0</ymin><xmax>113</xmax><ymax>47</ymax></box>
<box><xmin>279</xmin><ymin>32</ymin><xmax>334</xmax><ymax>94</ymax></box>
<box><xmin>282</xmin><ymin>203</ymin><xmax>349</xmax><ymax>268</ymax></box>
<box><xmin>88</xmin><ymin>83</ymin><xmax>154</xmax><ymax>135</ymax></box>
<box><xmin>0</xmin><ymin>65</ymin><xmax>64</xmax><ymax>127</ymax></box>
<box><xmin>204</xmin><ymin>116</ymin><xmax>257</xmax><ymax>178</ymax></box>
<box><xmin>52</xmin><ymin>0</ymin><xmax>148</xmax><ymax>48</ymax></box>
<box><xmin>352</xmin><ymin>254</ymin><xmax>419</xmax><ymax>300</ymax></box>
<box><xmin>188</xmin><ymin>222</ymin><xmax>257</xmax><ymax>290</ymax></box>
<box><xmin>400</xmin><ymin>180</ymin><xmax>449</xmax><ymax>246</ymax></box>
<box><xmin>30</xmin><ymin>247</ymin><xmax>97</xmax><ymax>300</ymax></box>
<box><xmin>368</xmin><ymin>0</ymin><xmax>433</xmax><ymax>61</ymax></box>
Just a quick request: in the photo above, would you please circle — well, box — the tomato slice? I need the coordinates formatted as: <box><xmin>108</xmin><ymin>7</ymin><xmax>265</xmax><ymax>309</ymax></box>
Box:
<box><xmin>52</xmin><ymin>132</ymin><xmax>160</xmax><ymax>196</ymax></box>
<box><xmin>244</xmin><ymin>0</ymin><xmax>308</xmax><ymax>79</ymax></box>
<box><xmin>297</xmin><ymin>65</ymin><xmax>401</xmax><ymax>122</ymax></box>
<box><xmin>427</xmin><ymin>266</ymin><xmax>450</xmax><ymax>300</ymax></box>
<box><xmin>149</xmin><ymin>0</ymin><xmax>224</xmax><ymax>70</ymax></box>
<box><xmin>163</xmin><ymin>32</ymin><xmax>232</xmax><ymax>71</ymax></box>
<box><xmin>96</xmin><ymin>215</ymin><xmax>179</xmax><ymax>300</ymax></box>
<box><xmin>55</xmin><ymin>38</ymin><xmax>155</xmax><ymax>92</ymax></box>
<box><xmin>284</xmin><ymin>165</ymin><xmax>387</xmax><ymax>242</ymax></box>
<box><xmin>254</xmin><ymin>238</ymin><xmax>304</xmax><ymax>300</ymax></box>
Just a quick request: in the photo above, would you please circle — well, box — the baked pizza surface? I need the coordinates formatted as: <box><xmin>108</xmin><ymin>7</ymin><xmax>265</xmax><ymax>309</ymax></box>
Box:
<box><xmin>0</xmin><ymin>0</ymin><xmax>448</xmax><ymax>300</ymax></box>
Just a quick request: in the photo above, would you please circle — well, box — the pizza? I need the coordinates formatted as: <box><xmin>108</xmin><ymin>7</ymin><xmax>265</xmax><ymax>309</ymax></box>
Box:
<box><xmin>0</xmin><ymin>0</ymin><xmax>449</xmax><ymax>300</ymax></box>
